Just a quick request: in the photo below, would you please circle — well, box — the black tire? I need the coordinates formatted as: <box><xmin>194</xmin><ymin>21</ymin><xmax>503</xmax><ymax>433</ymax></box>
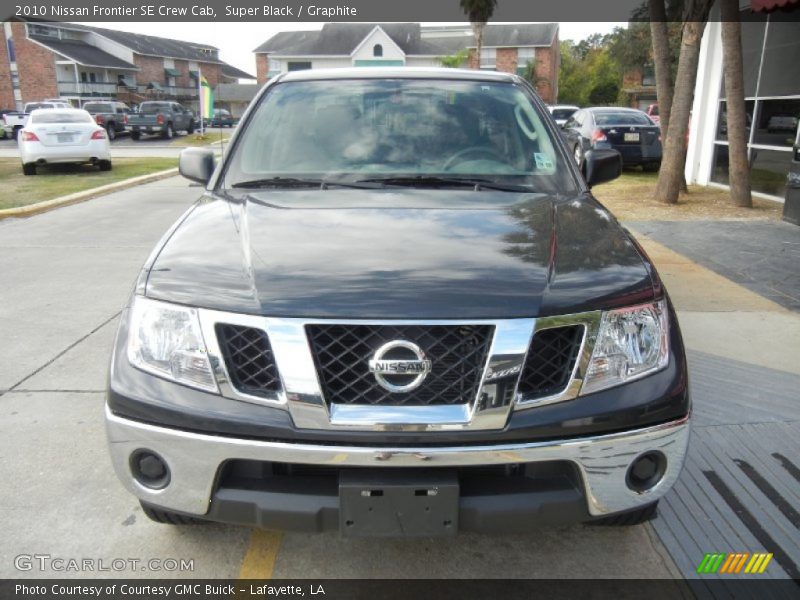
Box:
<box><xmin>643</xmin><ymin>162</ymin><xmax>660</xmax><ymax>173</ymax></box>
<box><xmin>106</xmin><ymin>123</ymin><xmax>116</xmax><ymax>141</ymax></box>
<box><xmin>22</xmin><ymin>162</ymin><xmax>36</xmax><ymax>176</ymax></box>
<box><xmin>162</xmin><ymin>122</ymin><xmax>174</xmax><ymax>140</ymax></box>
<box><xmin>98</xmin><ymin>160</ymin><xmax>112</xmax><ymax>171</ymax></box>
<box><xmin>13</xmin><ymin>126</ymin><xmax>22</xmax><ymax>140</ymax></box>
<box><xmin>140</xmin><ymin>502</ymin><xmax>204</xmax><ymax>525</ymax></box>
<box><xmin>131</xmin><ymin>131</ymin><xmax>141</xmax><ymax>141</ymax></box>
<box><xmin>589</xmin><ymin>501</ymin><xmax>659</xmax><ymax>526</ymax></box>
<box><xmin>187</xmin><ymin>120</ymin><xmax>195</xmax><ymax>135</ymax></box>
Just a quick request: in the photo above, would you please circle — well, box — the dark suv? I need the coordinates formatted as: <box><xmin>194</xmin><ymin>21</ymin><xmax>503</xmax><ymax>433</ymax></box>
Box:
<box><xmin>106</xmin><ymin>68</ymin><xmax>689</xmax><ymax>537</ymax></box>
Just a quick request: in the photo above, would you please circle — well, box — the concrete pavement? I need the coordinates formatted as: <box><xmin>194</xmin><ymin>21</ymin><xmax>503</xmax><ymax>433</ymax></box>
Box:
<box><xmin>0</xmin><ymin>178</ymin><xmax>797</xmax><ymax>583</ymax></box>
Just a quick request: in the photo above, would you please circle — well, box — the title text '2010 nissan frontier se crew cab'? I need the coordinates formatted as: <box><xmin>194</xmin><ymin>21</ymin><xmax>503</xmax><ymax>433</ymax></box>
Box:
<box><xmin>106</xmin><ymin>68</ymin><xmax>690</xmax><ymax>537</ymax></box>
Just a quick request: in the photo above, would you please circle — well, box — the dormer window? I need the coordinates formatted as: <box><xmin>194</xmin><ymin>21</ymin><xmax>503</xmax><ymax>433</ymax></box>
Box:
<box><xmin>373</xmin><ymin>44</ymin><xmax>383</xmax><ymax>58</ymax></box>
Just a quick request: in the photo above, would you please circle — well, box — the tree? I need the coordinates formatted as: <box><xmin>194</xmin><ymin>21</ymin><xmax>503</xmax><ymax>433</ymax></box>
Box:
<box><xmin>459</xmin><ymin>0</ymin><xmax>498</xmax><ymax>66</ymax></box>
<box><xmin>654</xmin><ymin>0</ymin><xmax>715</xmax><ymax>205</ymax></box>
<box><xmin>439</xmin><ymin>49</ymin><xmax>470</xmax><ymax>68</ymax></box>
<box><xmin>720</xmin><ymin>0</ymin><xmax>752</xmax><ymax>207</ymax></box>
<box><xmin>649</xmin><ymin>0</ymin><xmax>674</xmax><ymax>139</ymax></box>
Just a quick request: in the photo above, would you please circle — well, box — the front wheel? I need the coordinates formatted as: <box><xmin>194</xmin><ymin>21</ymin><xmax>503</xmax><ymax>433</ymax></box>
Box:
<box><xmin>588</xmin><ymin>501</ymin><xmax>659</xmax><ymax>526</ymax></box>
<box><xmin>187</xmin><ymin>120</ymin><xmax>195</xmax><ymax>135</ymax></box>
<box><xmin>140</xmin><ymin>502</ymin><xmax>204</xmax><ymax>525</ymax></box>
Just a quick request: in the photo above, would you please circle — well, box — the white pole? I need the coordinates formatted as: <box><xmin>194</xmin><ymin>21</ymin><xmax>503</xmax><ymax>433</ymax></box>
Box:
<box><xmin>198</xmin><ymin>66</ymin><xmax>204</xmax><ymax>136</ymax></box>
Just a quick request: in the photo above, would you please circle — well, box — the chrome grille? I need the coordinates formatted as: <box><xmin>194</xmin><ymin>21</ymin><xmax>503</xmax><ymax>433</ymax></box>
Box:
<box><xmin>517</xmin><ymin>325</ymin><xmax>584</xmax><ymax>399</ymax></box>
<box><xmin>216</xmin><ymin>324</ymin><xmax>281</xmax><ymax>397</ymax></box>
<box><xmin>306</xmin><ymin>324</ymin><xmax>494</xmax><ymax>406</ymax></box>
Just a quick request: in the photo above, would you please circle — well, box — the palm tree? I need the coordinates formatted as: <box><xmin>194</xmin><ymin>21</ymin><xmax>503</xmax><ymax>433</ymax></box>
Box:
<box><xmin>460</xmin><ymin>0</ymin><xmax>498</xmax><ymax>68</ymax></box>
<box><xmin>649</xmin><ymin>0</ymin><xmax>674</xmax><ymax>141</ymax></box>
<box><xmin>720</xmin><ymin>0</ymin><xmax>752</xmax><ymax>207</ymax></box>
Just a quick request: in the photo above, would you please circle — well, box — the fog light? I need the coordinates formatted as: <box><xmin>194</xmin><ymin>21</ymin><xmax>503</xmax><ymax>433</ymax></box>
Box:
<box><xmin>130</xmin><ymin>449</ymin><xmax>170</xmax><ymax>489</ymax></box>
<box><xmin>626</xmin><ymin>451</ymin><xmax>666</xmax><ymax>493</ymax></box>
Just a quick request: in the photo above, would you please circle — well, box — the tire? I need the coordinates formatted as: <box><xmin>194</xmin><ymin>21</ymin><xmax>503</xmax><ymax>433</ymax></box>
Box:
<box><xmin>98</xmin><ymin>160</ymin><xmax>112</xmax><ymax>171</ymax></box>
<box><xmin>643</xmin><ymin>162</ymin><xmax>660</xmax><ymax>173</ymax></box>
<box><xmin>131</xmin><ymin>131</ymin><xmax>141</xmax><ymax>141</ymax></box>
<box><xmin>106</xmin><ymin>124</ymin><xmax>116</xmax><ymax>141</ymax></box>
<box><xmin>573</xmin><ymin>144</ymin><xmax>583</xmax><ymax>166</ymax></box>
<box><xmin>13</xmin><ymin>126</ymin><xmax>22</xmax><ymax>140</ymax></box>
<box><xmin>589</xmin><ymin>501</ymin><xmax>659</xmax><ymax>526</ymax></box>
<box><xmin>187</xmin><ymin>120</ymin><xmax>195</xmax><ymax>135</ymax></box>
<box><xmin>140</xmin><ymin>502</ymin><xmax>204</xmax><ymax>526</ymax></box>
<box><xmin>162</xmin><ymin>122</ymin><xmax>174</xmax><ymax>140</ymax></box>
<box><xmin>22</xmin><ymin>162</ymin><xmax>36</xmax><ymax>176</ymax></box>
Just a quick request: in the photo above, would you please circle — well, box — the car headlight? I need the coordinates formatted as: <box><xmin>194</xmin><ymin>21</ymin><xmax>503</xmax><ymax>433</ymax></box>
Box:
<box><xmin>127</xmin><ymin>296</ymin><xmax>218</xmax><ymax>392</ymax></box>
<box><xmin>581</xmin><ymin>299</ymin><xmax>669</xmax><ymax>395</ymax></box>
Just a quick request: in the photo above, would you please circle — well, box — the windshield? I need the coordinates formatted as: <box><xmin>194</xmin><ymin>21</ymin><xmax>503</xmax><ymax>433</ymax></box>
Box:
<box><xmin>594</xmin><ymin>111</ymin><xmax>654</xmax><ymax>126</ymax></box>
<box><xmin>223</xmin><ymin>79</ymin><xmax>577</xmax><ymax>193</ymax></box>
<box><xmin>551</xmin><ymin>108</ymin><xmax>577</xmax><ymax>120</ymax></box>
<box><xmin>83</xmin><ymin>103</ymin><xmax>112</xmax><ymax>112</ymax></box>
<box><xmin>31</xmin><ymin>111</ymin><xmax>93</xmax><ymax>124</ymax></box>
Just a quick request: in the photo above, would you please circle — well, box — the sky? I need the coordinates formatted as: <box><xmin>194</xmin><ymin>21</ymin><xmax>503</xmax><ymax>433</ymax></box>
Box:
<box><xmin>76</xmin><ymin>22</ymin><xmax>624</xmax><ymax>77</ymax></box>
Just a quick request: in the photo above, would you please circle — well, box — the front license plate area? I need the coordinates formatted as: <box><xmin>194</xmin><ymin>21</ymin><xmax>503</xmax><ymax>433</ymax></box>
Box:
<box><xmin>339</xmin><ymin>470</ymin><xmax>458</xmax><ymax>537</ymax></box>
<box><xmin>624</xmin><ymin>132</ymin><xmax>640</xmax><ymax>142</ymax></box>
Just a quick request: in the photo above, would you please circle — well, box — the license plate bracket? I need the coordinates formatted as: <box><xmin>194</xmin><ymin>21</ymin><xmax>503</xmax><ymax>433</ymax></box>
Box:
<box><xmin>57</xmin><ymin>133</ymin><xmax>73</xmax><ymax>143</ymax></box>
<box><xmin>339</xmin><ymin>470</ymin><xmax>459</xmax><ymax>537</ymax></box>
<box><xmin>624</xmin><ymin>132</ymin><xmax>640</xmax><ymax>142</ymax></box>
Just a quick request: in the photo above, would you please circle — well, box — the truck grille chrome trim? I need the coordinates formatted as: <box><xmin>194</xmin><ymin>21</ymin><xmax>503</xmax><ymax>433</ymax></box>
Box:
<box><xmin>196</xmin><ymin>311</ymin><xmax>602</xmax><ymax>432</ymax></box>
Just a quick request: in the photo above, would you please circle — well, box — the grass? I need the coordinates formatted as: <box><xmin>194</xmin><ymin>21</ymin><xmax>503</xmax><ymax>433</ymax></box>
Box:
<box><xmin>0</xmin><ymin>157</ymin><xmax>177</xmax><ymax>210</ymax></box>
<box><xmin>592</xmin><ymin>170</ymin><xmax>782</xmax><ymax>222</ymax></box>
<box><xmin>169</xmin><ymin>131</ymin><xmax>232</xmax><ymax>148</ymax></box>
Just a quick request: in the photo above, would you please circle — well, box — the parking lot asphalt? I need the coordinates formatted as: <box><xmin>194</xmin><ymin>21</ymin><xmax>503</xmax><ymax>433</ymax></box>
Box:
<box><xmin>1</xmin><ymin>178</ymin><xmax>797</xmax><ymax>584</ymax></box>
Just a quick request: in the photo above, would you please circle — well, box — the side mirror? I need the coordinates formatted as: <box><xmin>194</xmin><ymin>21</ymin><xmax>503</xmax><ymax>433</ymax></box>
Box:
<box><xmin>584</xmin><ymin>149</ymin><xmax>622</xmax><ymax>188</ymax></box>
<box><xmin>179</xmin><ymin>148</ymin><xmax>215</xmax><ymax>185</ymax></box>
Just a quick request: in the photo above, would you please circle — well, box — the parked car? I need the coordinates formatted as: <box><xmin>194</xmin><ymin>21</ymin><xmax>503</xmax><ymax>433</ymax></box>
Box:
<box><xmin>646</xmin><ymin>103</ymin><xmax>660</xmax><ymax>126</ymax></box>
<box><xmin>3</xmin><ymin>101</ymin><xmax>71</xmax><ymax>140</ymax></box>
<box><xmin>562</xmin><ymin>107</ymin><xmax>662</xmax><ymax>171</ymax></box>
<box><xmin>18</xmin><ymin>108</ymin><xmax>111</xmax><ymax>175</ymax></box>
<box><xmin>207</xmin><ymin>108</ymin><xmax>238</xmax><ymax>128</ymax></box>
<box><xmin>81</xmin><ymin>101</ymin><xmax>131</xmax><ymax>141</ymax></box>
<box><xmin>0</xmin><ymin>109</ymin><xmax>15</xmax><ymax>139</ymax></box>
<box><xmin>106</xmin><ymin>68</ymin><xmax>689</xmax><ymax>535</ymax></box>
<box><xmin>548</xmin><ymin>104</ymin><xmax>580</xmax><ymax>127</ymax></box>
<box><xmin>767</xmin><ymin>115</ymin><xmax>798</xmax><ymax>133</ymax></box>
<box><xmin>126</xmin><ymin>101</ymin><xmax>195</xmax><ymax>140</ymax></box>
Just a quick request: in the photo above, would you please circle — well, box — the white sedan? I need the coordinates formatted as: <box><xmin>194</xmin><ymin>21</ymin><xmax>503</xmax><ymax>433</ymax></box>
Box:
<box><xmin>18</xmin><ymin>108</ymin><xmax>111</xmax><ymax>175</ymax></box>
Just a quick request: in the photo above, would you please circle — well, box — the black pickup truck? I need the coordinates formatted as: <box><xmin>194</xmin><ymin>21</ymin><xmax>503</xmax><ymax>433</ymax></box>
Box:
<box><xmin>106</xmin><ymin>68</ymin><xmax>690</xmax><ymax>536</ymax></box>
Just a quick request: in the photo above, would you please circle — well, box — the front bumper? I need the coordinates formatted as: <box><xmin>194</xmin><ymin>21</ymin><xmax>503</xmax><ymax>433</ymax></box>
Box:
<box><xmin>106</xmin><ymin>407</ymin><xmax>689</xmax><ymax>531</ymax></box>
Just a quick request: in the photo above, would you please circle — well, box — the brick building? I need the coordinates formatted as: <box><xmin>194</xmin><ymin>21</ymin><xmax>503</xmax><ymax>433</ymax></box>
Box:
<box><xmin>254</xmin><ymin>23</ymin><xmax>560</xmax><ymax>103</ymax></box>
<box><xmin>1</xmin><ymin>21</ymin><xmax>254</xmax><ymax>111</ymax></box>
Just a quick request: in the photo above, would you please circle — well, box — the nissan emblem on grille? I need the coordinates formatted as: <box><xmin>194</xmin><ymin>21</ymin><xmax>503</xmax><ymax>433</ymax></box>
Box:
<box><xmin>368</xmin><ymin>340</ymin><xmax>433</xmax><ymax>393</ymax></box>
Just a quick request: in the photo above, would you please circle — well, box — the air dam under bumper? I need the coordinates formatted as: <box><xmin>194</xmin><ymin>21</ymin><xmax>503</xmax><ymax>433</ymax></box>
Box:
<box><xmin>106</xmin><ymin>408</ymin><xmax>689</xmax><ymax>531</ymax></box>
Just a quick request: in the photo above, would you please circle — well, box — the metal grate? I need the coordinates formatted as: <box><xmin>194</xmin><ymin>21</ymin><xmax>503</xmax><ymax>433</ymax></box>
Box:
<box><xmin>517</xmin><ymin>325</ymin><xmax>583</xmax><ymax>399</ymax></box>
<box><xmin>306</xmin><ymin>324</ymin><xmax>494</xmax><ymax>406</ymax></box>
<box><xmin>216</xmin><ymin>324</ymin><xmax>281</xmax><ymax>397</ymax></box>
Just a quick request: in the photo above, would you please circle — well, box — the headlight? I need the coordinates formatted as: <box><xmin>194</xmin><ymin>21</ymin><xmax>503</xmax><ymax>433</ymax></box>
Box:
<box><xmin>127</xmin><ymin>296</ymin><xmax>218</xmax><ymax>392</ymax></box>
<box><xmin>581</xmin><ymin>299</ymin><xmax>669</xmax><ymax>395</ymax></box>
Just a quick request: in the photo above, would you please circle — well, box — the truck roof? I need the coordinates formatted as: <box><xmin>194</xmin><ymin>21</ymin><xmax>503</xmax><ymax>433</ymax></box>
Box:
<box><xmin>278</xmin><ymin>67</ymin><xmax>520</xmax><ymax>83</ymax></box>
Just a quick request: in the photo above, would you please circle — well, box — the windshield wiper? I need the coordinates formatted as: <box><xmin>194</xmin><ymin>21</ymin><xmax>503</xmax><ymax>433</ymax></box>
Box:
<box><xmin>355</xmin><ymin>175</ymin><xmax>531</xmax><ymax>192</ymax></box>
<box><xmin>232</xmin><ymin>177</ymin><xmax>379</xmax><ymax>190</ymax></box>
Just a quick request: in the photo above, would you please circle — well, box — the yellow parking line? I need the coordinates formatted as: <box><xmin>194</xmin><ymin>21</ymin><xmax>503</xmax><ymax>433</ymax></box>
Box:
<box><xmin>239</xmin><ymin>529</ymin><xmax>283</xmax><ymax>579</ymax></box>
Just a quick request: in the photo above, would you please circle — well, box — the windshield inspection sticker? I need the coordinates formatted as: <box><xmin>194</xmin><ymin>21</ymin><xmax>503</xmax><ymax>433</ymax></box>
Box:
<box><xmin>534</xmin><ymin>153</ymin><xmax>554</xmax><ymax>169</ymax></box>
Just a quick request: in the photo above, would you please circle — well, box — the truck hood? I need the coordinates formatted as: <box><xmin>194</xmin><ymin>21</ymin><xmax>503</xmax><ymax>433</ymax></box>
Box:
<box><xmin>145</xmin><ymin>190</ymin><xmax>655</xmax><ymax>319</ymax></box>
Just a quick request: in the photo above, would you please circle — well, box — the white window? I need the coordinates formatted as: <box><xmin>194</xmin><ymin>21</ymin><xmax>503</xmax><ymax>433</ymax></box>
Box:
<box><xmin>480</xmin><ymin>48</ymin><xmax>496</xmax><ymax>70</ymax></box>
<box><xmin>518</xmin><ymin>47</ymin><xmax>535</xmax><ymax>65</ymax></box>
<box><xmin>269</xmin><ymin>59</ymin><xmax>281</xmax><ymax>72</ymax></box>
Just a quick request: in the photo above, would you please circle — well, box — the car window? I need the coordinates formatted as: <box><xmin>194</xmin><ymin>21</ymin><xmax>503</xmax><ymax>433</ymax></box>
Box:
<box><xmin>83</xmin><ymin>103</ymin><xmax>112</xmax><ymax>113</ymax></box>
<box><xmin>141</xmin><ymin>103</ymin><xmax>170</xmax><ymax>113</ymax></box>
<box><xmin>31</xmin><ymin>111</ymin><xmax>93</xmax><ymax>124</ymax></box>
<box><xmin>224</xmin><ymin>78</ymin><xmax>578</xmax><ymax>194</ymax></box>
<box><xmin>552</xmin><ymin>108</ymin><xmax>577</xmax><ymax>121</ymax></box>
<box><xmin>594</xmin><ymin>111</ymin><xmax>654</xmax><ymax>126</ymax></box>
